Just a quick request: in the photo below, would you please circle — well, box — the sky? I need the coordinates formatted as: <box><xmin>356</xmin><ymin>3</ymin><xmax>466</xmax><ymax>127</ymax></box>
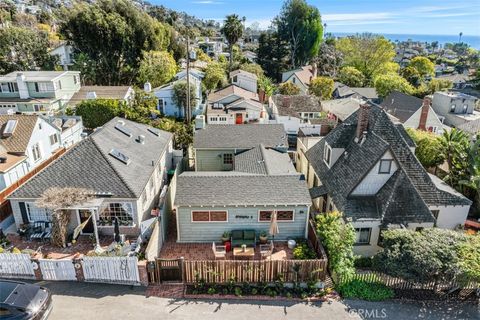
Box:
<box><xmin>152</xmin><ymin>0</ymin><xmax>480</xmax><ymax>36</ymax></box>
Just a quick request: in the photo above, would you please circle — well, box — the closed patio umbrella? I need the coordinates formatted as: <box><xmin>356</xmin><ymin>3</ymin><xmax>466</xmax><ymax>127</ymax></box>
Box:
<box><xmin>269</xmin><ymin>211</ymin><xmax>279</xmax><ymax>242</ymax></box>
<box><xmin>113</xmin><ymin>217</ymin><xmax>120</xmax><ymax>243</ymax></box>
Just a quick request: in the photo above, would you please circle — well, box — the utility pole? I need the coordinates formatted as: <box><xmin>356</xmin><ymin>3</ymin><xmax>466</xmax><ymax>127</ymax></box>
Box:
<box><xmin>186</xmin><ymin>34</ymin><xmax>191</xmax><ymax>123</ymax></box>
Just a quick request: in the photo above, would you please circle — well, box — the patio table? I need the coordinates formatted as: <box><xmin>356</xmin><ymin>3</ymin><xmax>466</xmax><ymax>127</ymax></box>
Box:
<box><xmin>233</xmin><ymin>247</ymin><xmax>255</xmax><ymax>260</ymax></box>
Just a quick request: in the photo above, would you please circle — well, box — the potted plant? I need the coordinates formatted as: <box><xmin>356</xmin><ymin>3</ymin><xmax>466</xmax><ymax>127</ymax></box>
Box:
<box><xmin>259</xmin><ymin>230</ymin><xmax>268</xmax><ymax>244</ymax></box>
<box><xmin>221</xmin><ymin>231</ymin><xmax>230</xmax><ymax>243</ymax></box>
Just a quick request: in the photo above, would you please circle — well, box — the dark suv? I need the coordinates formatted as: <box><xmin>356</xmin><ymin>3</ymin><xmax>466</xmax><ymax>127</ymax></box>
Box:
<box><xmin>0</xmin><ymin>280</ymin><xmax>52</xmax><ymax>319</ymax></box>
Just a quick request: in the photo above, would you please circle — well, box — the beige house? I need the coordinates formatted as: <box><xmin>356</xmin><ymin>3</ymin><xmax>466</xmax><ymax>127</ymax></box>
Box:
<box><xmin>281</xmin><ymin>65</ymin><xmax>317</xmax><ymax>94</ymax></box>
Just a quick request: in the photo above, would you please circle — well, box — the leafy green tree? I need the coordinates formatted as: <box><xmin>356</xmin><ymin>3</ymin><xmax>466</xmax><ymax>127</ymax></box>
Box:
<box><xmin>406</xmin><ymin>128</ymin><xmax>445</xmax><ymax>169</ymax></box>
<box><xmin>401</xmin><ymin>66</ymin><xmax>421</xmax><ymax>86</ymax></box>
<box><xmin>0</xmin><ymin>26</ymin><xmax>56</xmax><ymax>73</ymax></box>
<box><xmin>427</xmin><ymin>78</ymin><xmax>453</xmax><ymax>93</ymax></box>
<box><xmin>374</xmin><ymin>229</ymin><xmax>466</xmax><ymax>285</ymax></box>
<box><xmin>256</xmin><ymin>31</ymin><xmax>289</xmax><ymax>82</ymax></box>
<box><xmin>258</xmin><ymin>75</ymin><xmax>276</xmax><ymax>98</ymax></box>
<box><xmin>457</xmin><ymin>235</ymin><xmax>480</xmax><ymax>282</ymax></box>
<box><xmin>123</xmin><ymin>88</ymin><xmax>159</xmax><ymax>122</ymax></box>
<box><xmin>221</xmin><ymin>14</ymin><xmax>243</xmax><ymax>68</ymax></box>
<box><xmin>338</xmin><ymin>66</ymin><xmax>365</xmax><ymax>87</ymax></box>
<box><xmin>60</xmin><ymin>0</ymin><xmax>170</xmax><ymax>85</ymax></box>
<box><xmin>203</xmin><ymin>61</ymin><xmax>227</xmax><ymax>92</ymax></box>
<box><xmin>137</xmin><ymin>51</ymin><xmax>177</xmax><ymax>88</ymax></box>
<box><xmin>277</xmin><ymin>0</ymin><xmax>323</xmax><ymax>68</ymax></box>
<box><xmin>316</xmin><ymin>211</ymin><xmax>355</xmax><ymax>280</ymax></box>
<box><xmin>459</xmin><ymin>138</ymin><xmax>480</xmax><ymax>211</ymax></box>
<box><xmin>75</xmin><ymin>99</ymin><xmax>122</xmax><ymax>129</ymax></box>
<box><xmin>172</xmin><ymin>81</ymin><xmax>198</xmax><ymax>118</ymax></box>
<box><xmin>374</xmin><ymin>73</ymin><xmax>414</xmax><ymax>97</ymax></box>
<box><xmin>437</xmin><ymin>129</ymin><xmax>470</xmax><ymax>186</ymax></box>
<box><xmin>278</xmin><ymin>82</ymin><xmax>301</xmax><ymax>95</ymax></box>
<box><xmin>239</xmin><ymin>63</ymin><xmax>264</xmax><ymax>77</ymax></box>
<box><xmin>309</xmin><ymin>76</ymin><xmax>334</xmax><ymax>99</ymax></box>
<box><xmin>409</xmin><ymin>56</ymin><xmax>435</xmax><ymax>78</ymax></box>
<box><xmin>336</xmin><ymin>34</ymin><xmax>396</xmax><ymax>84</ymax></box>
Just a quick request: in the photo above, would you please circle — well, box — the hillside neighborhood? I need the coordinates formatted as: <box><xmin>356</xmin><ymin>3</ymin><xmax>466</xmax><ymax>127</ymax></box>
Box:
<box><xmin>0</xmin><ymin>0</ymin><xmax>479</xmax><ymax>319</ymax></box>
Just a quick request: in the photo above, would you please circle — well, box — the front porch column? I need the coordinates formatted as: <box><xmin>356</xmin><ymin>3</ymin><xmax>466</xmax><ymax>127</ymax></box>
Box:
<box><xmin>91</xmin><ymin>208</ymin><xmax>100</xmax><ymax>248</ymax></box>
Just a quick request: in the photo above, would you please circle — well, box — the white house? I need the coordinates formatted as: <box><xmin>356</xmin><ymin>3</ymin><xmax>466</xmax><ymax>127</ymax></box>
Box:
<box><xmin>303</xmin><ymin>103</ymin><xmax>472</xmax><ymax>256</ymax></box>
<box><xmin>154</xmin><ymin>69</ymin><xmax>205</xmax><ymax>118</ymax></box>
<box><xmin>229</xmin><ymin>70</ymin><xmax>258</xmax><ymax>93</ymax></box>
<box><xmin>44</xmin><ymin>115</ymin><xmax>84</xmax><ymax>148</ymax></box>
<box><xmin>9</xmin><ymin>117</ymin><xmax>174</xmax><ymax>237</ymax></box>
<box><xmin>381</xmin><ymin>91</ymin><xmax>446</xmax><ymax>135</ymax></box>
<box><xmin>49</xmin><ymin>43</ymin><xmax>75</xmax><ymax>70</ymax></box>
<box><xmin>0</xmin><ymin>114</ymin><xmax>62</xmax><ymax>191</ymax></box>
<box><xmin>432</xmin><ymin>91</ymin><xmax>480</xmax><ymax>128</ymax></box>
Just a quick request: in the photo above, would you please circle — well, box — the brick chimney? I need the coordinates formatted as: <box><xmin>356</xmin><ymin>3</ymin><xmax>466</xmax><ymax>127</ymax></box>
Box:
<box><xmin>355</xmin><ymin>103</ymin><xmax>370</xmax><ymax>142</ymax></box>
<box><xmin>418</xmin><ymin>97</ymin><xmax>431</xmax><ymax>131</ymax></box>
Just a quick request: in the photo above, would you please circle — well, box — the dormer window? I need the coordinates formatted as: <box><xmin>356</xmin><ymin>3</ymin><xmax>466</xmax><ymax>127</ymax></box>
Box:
<box><xmin>462</xmin><ymin>105</ymin><xmax>468</xmax><ymax>113</ymax></box>
<box><xmin>378</xmin><ymin>159</ymin><xmax>393</xmax><ymax>174</ymax></box>
<box><xmin>450</xmin><ymin>104</ymin><xmax>456</xmax><ymax>113</ymax></box>
<box><xmin>323</xmin><ymin>143</ymin><xmax>332</xmax><ymax>167</ymax></box>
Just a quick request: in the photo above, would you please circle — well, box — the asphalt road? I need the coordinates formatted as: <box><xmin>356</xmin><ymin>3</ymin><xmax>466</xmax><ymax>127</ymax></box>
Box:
<box><xmin>29</xmin><ymin>281</ymin><xmax>480</xmax><ymax>320</ymax></box>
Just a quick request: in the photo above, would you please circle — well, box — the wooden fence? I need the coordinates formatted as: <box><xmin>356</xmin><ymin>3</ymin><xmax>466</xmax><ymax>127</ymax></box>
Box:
<box><xmin>340</xmin><ymin>270</ymin><xmax>479</xmax><ymax>290</ymax></box>
<box><xmin>183</xmin><ymin>259</ymin><xmax>328</xmax><ymax>284</ymax></box>
<box><xmin>307</xmin><ymin>219</ymin><xmax>328</xmax><ymax>259</ymax></box>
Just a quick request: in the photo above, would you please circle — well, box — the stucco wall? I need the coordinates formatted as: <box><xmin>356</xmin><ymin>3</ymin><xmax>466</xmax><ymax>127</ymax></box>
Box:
<box><xmin>403</xmin><ymin>106</ymin><xmax>445</xmax><ymax>134</ymax></box>
<box><xmin>429</xmin><ymin>205</ymin><xmax>470</xmax><ymax>229</ymax></box>
<box><xmin>351</xmin><ymin>150</ymin><xmax>398</xmax><ymax>195</ymax></box>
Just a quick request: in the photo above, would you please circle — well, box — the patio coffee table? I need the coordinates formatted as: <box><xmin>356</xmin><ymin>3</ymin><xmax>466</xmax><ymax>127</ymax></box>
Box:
<box><xmin>233</xmin><ymin>247</ymin><xmax>255</xmax><ymax>260</ymax></box>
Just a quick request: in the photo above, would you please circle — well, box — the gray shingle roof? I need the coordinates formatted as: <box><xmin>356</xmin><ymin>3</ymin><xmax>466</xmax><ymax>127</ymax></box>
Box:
<box><xmin>174</xmin><ymin>173</ymin><xmax>311</xmax><ymax>207</ymax></box>
<box><xmin>234</xmin><ymin>145</ymin><xmax>297</xmax><ymax>175</ymax></box>
<box><xmin>193</xmin><ymin>124</ymin><xmax>288</xmax><ymax>149</ymax></box>
<box><xmin>457</xmin><ymin>118</ymin><xmax>480</xmax><ymax>135</ymax></box>
<box><xmin>306</xmin><ymin>104</ymin><xmax>471</xmax><ymax>223</ymax></box>
<box><xmin>10</xmin><ymin>117</ymin><xmax>173</xmax><ymax>199</ymax></box>
<box><xmin>271</xmin><ymin>94</ymin><xmax>322</xmax><ymax>118</ymax></box>
<box><xmin>380</xmin><ymin>91</ymin><xmax>423</xmax><ymax>123</ymax></box>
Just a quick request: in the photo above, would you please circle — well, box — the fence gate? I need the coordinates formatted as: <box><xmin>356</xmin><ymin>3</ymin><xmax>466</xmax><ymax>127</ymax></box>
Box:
<box><xmin>155</xmin><ymin>258</ymin><xmax>183</xmax><ymax>283</ymax></box>
<box><xmin>82</xmin><ymin>256</ymin><xmax>140</xmax><ymax>285</ymax></box>
<box><xmin>0</xmin><ymin>253</ymin><xmax>35</xmax><ymax>279</ymax></box>
<box><xmin>39</xmin><ymin>259</ymin><xmax>77</xmax><ymax>281</ymax></box>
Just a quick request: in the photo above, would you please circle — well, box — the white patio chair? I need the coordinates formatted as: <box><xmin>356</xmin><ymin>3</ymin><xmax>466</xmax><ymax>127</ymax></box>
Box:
<box><xmin>260</xmin><ymin>241</ymin><xmax>274</xmax><ymax>259</ymax></box>
<box><xmin>212</xmin><ymin>242</ymin><xmax>226</xmax><ymax>260</ymax></box>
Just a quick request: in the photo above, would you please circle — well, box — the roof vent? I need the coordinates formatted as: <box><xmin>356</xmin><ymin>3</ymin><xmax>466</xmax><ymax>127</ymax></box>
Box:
<box><xmin>0</xmin><ymin>157</ymin><xmax>7</xmax><ymax>163</ymax></box>
<box><xmin>136</xmin><ymin>135</ymin><xmax>145</xmax><ymax>144</ymax></box>
<box><xmin>86</xmin><ymin>91</ymin><xmax>97</xmax><ymax>99</ymax></box>
<box><xmin>109</xmin><ymin>149</ymin><xmax>130</xmax><ymax>165</ymax></box>
<box><xmin>114</xmin><ymin>123</ymin><xmax>132</xmax><ymax>137</ymax></box>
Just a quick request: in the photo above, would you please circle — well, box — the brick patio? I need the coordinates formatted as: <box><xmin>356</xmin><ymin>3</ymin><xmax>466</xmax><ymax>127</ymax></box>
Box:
<box><xmin>5</xmin><ymin>233</ymin><xmax>130</xmax><ymax>259</ymax></box>
<box><xmin>159</xmin><ymin>212</ymin><xmax>294</xmax><ymax>261</ymax></box>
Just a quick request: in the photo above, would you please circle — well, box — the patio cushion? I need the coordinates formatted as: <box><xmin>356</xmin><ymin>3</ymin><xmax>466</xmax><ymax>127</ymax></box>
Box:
<box><xmin>231</xmin><ymin>230</ymin><xmax>243</xmax><ymax>240</ymax></box>
<box><xmin>243</xmin><ymin>230</ymin><xmax>255</xmax><ymax>240</ymax></box>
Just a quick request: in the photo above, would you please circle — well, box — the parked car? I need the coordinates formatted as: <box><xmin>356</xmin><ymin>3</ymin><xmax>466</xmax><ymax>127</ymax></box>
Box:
<box><xmin>0</xmin><ymin>280</ymin><xmax>52</xmax><ymax>319</ymax></box>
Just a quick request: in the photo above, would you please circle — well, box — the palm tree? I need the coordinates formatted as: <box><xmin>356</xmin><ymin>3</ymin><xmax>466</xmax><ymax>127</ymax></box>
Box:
<box><xmin>460</xmin><ymin>138</ymin><xmax>480</xmax><ymax>209</ymax></box>
<box><xmin>221</xmin><ymin>14</ymin><xmax>244</xmax><ymax>68</ymax></box>
<box><xmin>459</xmin><ymin>32</ymin><xmax>463</xmax><ymax>43</ymax></box>
<box><xmin>437</xmin><ymin>129</ymin><xmax>469</xmax><ymax>185</ymax></box>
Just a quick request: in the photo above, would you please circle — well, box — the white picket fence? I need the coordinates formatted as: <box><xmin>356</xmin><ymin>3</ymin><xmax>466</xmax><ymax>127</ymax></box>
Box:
<box><xmin>0</xmin><ymin>253</ymin><xmax>35</xmax><ymax>279</ymax></box>
<box><xmin>39</xmin><ymin>259</ymin><xmax>77</xmax><ymax>281</ymax></box>
<box><xmin>82</xmin><ymin>256</ymin><xmax>140</xmax><ymax>285</ymax></box>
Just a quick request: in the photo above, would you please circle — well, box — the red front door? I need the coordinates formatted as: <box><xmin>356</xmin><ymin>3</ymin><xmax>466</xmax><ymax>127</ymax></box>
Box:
<box><xmin>235</xmin><ymin>113</ymin><xmax>243</xmax><ymax>124</ymax></box>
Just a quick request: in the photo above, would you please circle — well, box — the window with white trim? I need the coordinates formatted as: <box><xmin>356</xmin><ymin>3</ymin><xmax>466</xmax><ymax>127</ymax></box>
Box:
<box><xmin>192</xmin><ymin>211</ymin><xmax>227</xmax><ymax>222</ymax></box>
<box><xmin>98</xmin><ymin>202</ymin><xmax>134</xmax><ymax>226</ymax></box>
<box><xmin>354</xmin><ymin>228</ymin><xmax>371</xmax><ymax>245</ymax></box>
<box><xmin>49</xmin><ymin>133</ymin><xmax>59</xmax><ymax>146</ymax></box>
<box><xmin>323</xmin><ymin>143</ymin><xmax>332</xmax><ymax>167</ymax></box>
<box><xmin>26</xmin><ymin>202</ymin><xmax>50</xmax><ymax>222</ymax></box>
<box><xmin>259</xmin><ymin>210</ymin><xmax>294</xmax><ymax>222</ymax></box>
<box><xmin>31</xmin><ymin>143</ymin><xmax>42</xmax><ymax>162</ymax></box>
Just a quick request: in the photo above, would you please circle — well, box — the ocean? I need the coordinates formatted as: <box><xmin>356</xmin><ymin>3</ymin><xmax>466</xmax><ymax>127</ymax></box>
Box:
<box><xmin>332</xmin><ymin>32</ymin><xmax>480</xmax><ymax>49</ymax></box>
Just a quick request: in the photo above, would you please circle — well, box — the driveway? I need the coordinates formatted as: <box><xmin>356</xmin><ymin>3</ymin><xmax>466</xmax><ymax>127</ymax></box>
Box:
<box><xmin>29</xmin><ymin>281</ymin><xmax>479</xmax><ymax>320</ymax></box>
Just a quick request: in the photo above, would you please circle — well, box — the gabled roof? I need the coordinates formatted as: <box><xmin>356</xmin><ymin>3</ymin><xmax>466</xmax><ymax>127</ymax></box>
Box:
<box><xmin>350</xmin><ymin>87</ymin><xmax>378</xmax><ymax>100</ymax></box>
<box><xmin>207</xmin><ymin>84</ymin><xmax>258</xmax><ymax>103</ymax></box>
<box><xmin>234</xmin><ymin>145</ymin><xmax>297</xmax><ymax>175</ymax></box>
<box><xmin>271</xmin><ymin>94</ymin><xmax>322</xmax><ymax>118</ymax></box>
<box><xmin>321</xmin><ymin>98</ymin><xmax>361</xmax><ymax>121</ymax></box>
<box><xmin>306</xmin><ymin>104</ymin><xmax>471</xmax><ymax>223</ymax></box>
<box><xmin>194</xmin><ymin>124</ymin><xmax>288</xmax><ymax>149</ymax></box>
<box><xmin>380</xmin><ymin>91</ymin><xmax>423</xmax><ymax>123</ymax></box>
<box><xmin>285</xmin><ymin>66</ymin><xmax>315</xmax><ymax>86</ymax></box>
<box><xmin>0</xmin><ymin>71</ymin><xmax>79</xmax><ymax>82</ymax></box>
<box><xmin>174</xmin><ymin>173</ymin><xmax>311</xmax><ymax>207</ymax></box>
<box><xmin>230</xmin><ymin>69</ymin><xmax>258</xmax><ymax>80</ymax></box>
<box><xmin>0</xmin><ymin>115</ymin><xmax>44</xmax><ymax>153</ymax></box>
<box><xmin>68</xmin><ymin>86</ymin><xmax>132</xmax><ymax>106</ymax></box>
<box><xmin>10</xmin><ymin>117</ymin><xmax>173</xmax><ymax>199</ymax></box>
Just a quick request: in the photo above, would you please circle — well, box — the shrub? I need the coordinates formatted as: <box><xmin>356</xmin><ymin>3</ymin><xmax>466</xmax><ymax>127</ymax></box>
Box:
<box><xmin>207</xmin><ymin>287</ymin><xmax>216</xmax><ymax>295</ymax></box>
<box><xmin>337</xmin><ymin>279</ymin><xmax>394</xmax><ymax>301</ymax></box>
<box><xmin>234</xmin><ymin>287</ymin><xmax>242</xmax><ymax>296</ymax></box>
<box><xmin>293</xmin><ymin>241</ymin><xmax>316</xmax><ymax>260</ymax></box>
<box><xmin>354</xmin><ymin>256</ymin><xmax>373</xmax><ymax>269</ymax></box>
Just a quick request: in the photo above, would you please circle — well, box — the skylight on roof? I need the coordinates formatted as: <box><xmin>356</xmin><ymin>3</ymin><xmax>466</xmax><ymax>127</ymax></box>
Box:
<box><xmin>3</xmin><ymin>119</ymin><xmax>17</xmax><ymax>137</ymax></box>
<box><xmin>147</xmin><ymin>127</ymin><xmax>160</xmax><ymax>136</ymax></box>
<box><xmin>109</xmin><ymin>149</ymin><xmax>130</xmax><ymax>165</ymax></box>
<box><xmin>114</xmin><ymin>123</ymin><xmax>132</xmax><ymax>137</ymax></box>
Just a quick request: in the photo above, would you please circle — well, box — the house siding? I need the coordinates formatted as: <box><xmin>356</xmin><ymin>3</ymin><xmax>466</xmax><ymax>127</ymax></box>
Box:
<box><xmin>429</xmin><ymin>205</ymin><xmax>470</xmax><ymax>229</ymax></box>
<box><xmin>403</xmin><ymin>106</ymin><xmax>445</xmax><ymax>134</ymax></box>
<box><xmin>195</xmin><ymin>148</ymin><xmax>241</xmax><ymax>171</ymax></box>
<box><xmin>176</xmin><ymin>205</ymin><xmax>309</xmax><ymax>242</ymax></box>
